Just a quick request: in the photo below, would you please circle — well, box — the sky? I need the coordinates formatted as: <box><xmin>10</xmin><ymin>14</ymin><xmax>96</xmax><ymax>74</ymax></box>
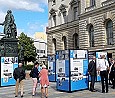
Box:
<box><xmin>0</xmin><ymin>0</ymin><xmax>48</xmax><ymax>38</ymax></box>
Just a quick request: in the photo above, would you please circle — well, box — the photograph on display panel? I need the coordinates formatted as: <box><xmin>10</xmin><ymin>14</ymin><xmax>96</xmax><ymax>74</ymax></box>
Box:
<box><xmin>48</xmin><ymin>55</ymin><xmax>55</xmax><ymax>75</ymax></box>
<box><xmin>70</xmin><ymin>50</ymin><xmax>88</xmax><ymax>81</ymax></box>
<box><xmin>73</xmin><ymin>50</ymin><xmax>87</xmax><ymax>59</ymax></box>
<box><xmin>96</xmin><ymin>52</ymin><xmax>107</xmax><ymax>67</ymax></box>
<box><xmin>70</xmin><ymin>59</ymin><xmax>83</xmax><ymax>81</ymax></box>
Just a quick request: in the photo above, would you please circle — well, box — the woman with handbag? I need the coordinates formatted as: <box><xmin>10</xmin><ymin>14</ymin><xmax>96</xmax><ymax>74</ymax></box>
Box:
<box><xmin>31</xmin><ymin>62</ymin><xmax>39</xmax><ymax>96</ymax></box>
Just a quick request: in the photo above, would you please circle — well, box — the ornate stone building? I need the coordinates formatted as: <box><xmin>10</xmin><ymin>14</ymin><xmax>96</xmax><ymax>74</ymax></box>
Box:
<box><xmin>47</xmin><ymin>0</ymin><xmax>115</xmax><ymax>58</ymax></box>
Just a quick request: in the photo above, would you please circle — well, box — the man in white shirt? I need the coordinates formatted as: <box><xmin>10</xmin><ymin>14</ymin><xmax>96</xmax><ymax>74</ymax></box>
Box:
<box><xmin>97</xmin><ymin>54</ymin><xmax>109</xmax><ymax>93</ymax></box>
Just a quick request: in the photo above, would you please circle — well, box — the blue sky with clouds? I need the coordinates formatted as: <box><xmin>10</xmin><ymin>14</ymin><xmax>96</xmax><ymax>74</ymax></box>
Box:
<box><xmin>0</xmin><ymin>0</ymin><xmax>48</xmax><ymax>37</ymax></box>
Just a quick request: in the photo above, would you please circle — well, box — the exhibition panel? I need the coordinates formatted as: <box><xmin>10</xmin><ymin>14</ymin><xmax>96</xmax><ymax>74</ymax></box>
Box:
<box><xmin>0</xmin><ymin>57</ymin><xmax>18</xmax><ymax>86</ymax></box>
<box><xmin>56</xmin><ymin>50</ymin><xmax>89</xmax><ymax>92</ymax></box>
<box><xmin>56</xmin><ymin>50</ymin><xmax>70</xmax><ymax>91</ymax></box>
<box><xmin>70</xmin><ymin>50</ymin><xmax>88</xmax><ymax>91</ymax></box>
<box><xmin>48</xmin><ymin>55</ymin><xmax>56</xmax><ymax>82</ymax></box>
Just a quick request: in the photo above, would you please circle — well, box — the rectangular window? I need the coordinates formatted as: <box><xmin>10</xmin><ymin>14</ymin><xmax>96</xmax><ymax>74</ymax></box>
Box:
<box><xmin>53</xmin><ymin>15</ymin><xmax>56</xmax><ymax>26</ymax></box>
<box><xmin>73</xmin><ymin>7</ymin><xmax>78</xmax><ymax>20</ymax></box>
<box><xmin>62</xmin><ymin>11</ymin><xmax>67</xmax><ymax>23</ymax></box>
<box><xmin>90</xmin><ymin>0</ymin><xmax>95</xmax><ymax>6</ymax></box>
<box><xmin>37</xmin><ymin>49</ymin><xmax>39</xmax><ymax>53</ymax></box>
<box><xmin>107</xmin><ymin>27</ymin><xmax>113</xmax><ymax>45</ymax></box>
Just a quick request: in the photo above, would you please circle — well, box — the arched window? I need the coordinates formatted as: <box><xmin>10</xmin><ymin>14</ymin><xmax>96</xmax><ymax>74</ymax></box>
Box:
<box><xmin>62</xmin><ymin>36</ymin><xmax>67</xmax><ymax>50</ymax></box>
<box><xmin>106</xmin><ymin>20</ymin><xmax>113</xmax><ymax>45</ymax></box>
<box><xmin>89</xmin><ymin>24</ymin><xmax>94</xmax><ymax>47</ymax></box>
<box><xmin>73</xmin><ymin>33</ymin><xmax>79</xmax><ymax>49</ymax></box>
<box><xmin>52</xmin><ymin>38</ymin><xmax>56</xmax><ymax>54</ymax></box>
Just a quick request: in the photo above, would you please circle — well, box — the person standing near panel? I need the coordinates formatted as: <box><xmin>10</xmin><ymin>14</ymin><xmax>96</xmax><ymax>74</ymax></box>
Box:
<box><xmin>88</xmin><ymin>56</ymin><xmax>96</xmax><ymax>92</ymax></box>
<box><xmin>110</xmin><ymin>61</ymin><xmax>115</xmax><ymax>89</ymax></box>
<box><xmin>13</xmin><ymin>63</ymin><xmax>25</xmax><ymax>97</ymax></box>
<box><xmin>97</xmin><ymin>54</ymin><xmax>109</xmax><ymax>93</ymax></box>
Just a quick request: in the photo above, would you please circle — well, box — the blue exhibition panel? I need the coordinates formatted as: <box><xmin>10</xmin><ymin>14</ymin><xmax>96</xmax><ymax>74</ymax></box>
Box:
<box><xmin>48</xmin><ymin>55</ymin><xmax>56</xmax><ymax>82</ymax></box>
<box><xmin>56</xmin><ymin>50</ymin><xmax>89</xmax><ymax>92</ymax></box>
<box><xmin>57</xmin><ymin>79</ymin><xmax>69</xmax><ymax>91</ymax></box>
<box><xmin>71</xmin><ymin>78</ymin><xmax>88</xmax><ymax>91</ymax></box>
<box><xmin>56</xmin><ymin>50</ymin><xmax>70</xmax><ymax>91</ymax></box>
<box><xmin>0</xmin><ymin>57</ymin><xmax>18</xmax><ymax>86</ymax></box>
<box><xmin>70</xmin><ymin>50</ymin><xmax>88</xmax><ymax>91</ymax></box>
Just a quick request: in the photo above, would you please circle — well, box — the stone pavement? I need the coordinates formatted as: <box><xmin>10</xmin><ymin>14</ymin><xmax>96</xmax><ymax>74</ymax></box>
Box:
<box><xmin>0</xmin><ymin>79</ymin><xmax>115</xmax><ymax>98</ymax></box>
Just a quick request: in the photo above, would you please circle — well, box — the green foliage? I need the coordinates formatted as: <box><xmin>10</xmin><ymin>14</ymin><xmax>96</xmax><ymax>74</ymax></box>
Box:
<box><xmin>18</xmin><ymin>32</ymin><xmax>37</xmax><ymax>63</ymax></box>
<box><xmin>23</xmin><ymin>65</ymin><xmax>34</xmax><ymax>70</ymax></box>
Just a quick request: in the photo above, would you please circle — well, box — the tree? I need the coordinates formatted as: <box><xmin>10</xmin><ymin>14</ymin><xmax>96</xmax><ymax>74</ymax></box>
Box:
<box><xmin>18</xmin><ymin>32</ymin><xmax>37</xmax><ymax>64</ymax></box>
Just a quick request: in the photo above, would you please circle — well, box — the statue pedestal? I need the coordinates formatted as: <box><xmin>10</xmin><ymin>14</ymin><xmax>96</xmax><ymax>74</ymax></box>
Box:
<box><xmin>0</xmin><ymin>37</ymin><xmax>18</xmax><ymax>57</ymax></box>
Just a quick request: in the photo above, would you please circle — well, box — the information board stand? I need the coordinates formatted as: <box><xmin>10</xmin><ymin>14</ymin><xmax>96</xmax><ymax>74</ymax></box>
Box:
<box><xmin>48</xmin><ymin>55</ymin><xmax>56</xmax><ymax>82</ymax></box>
<box><xmin>0</xmin><ymin>57</ymin><xmax>18</xmax><ymax>86</ymax></box>
<box><xmin>56</xmin><ymin>50</ymin><xmax>89</xmax><ymax>92</ymax></box>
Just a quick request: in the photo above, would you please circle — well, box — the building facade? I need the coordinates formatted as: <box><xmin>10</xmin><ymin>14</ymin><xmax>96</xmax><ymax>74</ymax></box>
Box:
<box><xmin>47</xmin><ymin>0</ymin><xmax>115</xmax><ymax>58</ymax></box>
<box><xmin>34</xmin><ymin>32</ymin><xmax>47</xmax><ymax>63</ymax></box>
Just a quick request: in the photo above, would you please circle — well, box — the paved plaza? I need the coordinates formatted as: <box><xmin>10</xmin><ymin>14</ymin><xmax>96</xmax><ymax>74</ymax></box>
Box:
<box><xmin>0</xmin><ymin>79</ymin><xmax>115</xmax><ymax>98</ymax></box>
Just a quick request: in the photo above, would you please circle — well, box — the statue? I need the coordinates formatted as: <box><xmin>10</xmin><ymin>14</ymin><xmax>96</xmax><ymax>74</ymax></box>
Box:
<box><xmin>0</xmin><ymin>10</ymin><xmax>17</xmax><ymax>38</ymax></box>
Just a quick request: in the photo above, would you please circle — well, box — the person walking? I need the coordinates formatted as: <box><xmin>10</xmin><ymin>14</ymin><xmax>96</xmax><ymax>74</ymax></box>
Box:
<box><xmin>88</xmin><ymin>56</ymin><xmax>96</xmax><ymax>92</ymax></box>
<box><xmin>13</xmin><ymin>63</ymin><xmax>25</xmax><ymax>97</ymax></box>
<box><xmin>39</xmin><ymin>65</ymin><xmax>49</xmax><ymax>98</ymax></box>
<box><xmin>97</xmin><ymin>54</ymin><xmax>109</xmax><ymax>93</ymax></box>
<box><xmin>31</xmin><ymin>62</ymin><xmax>39</xmax><ymax>96</ymax></box>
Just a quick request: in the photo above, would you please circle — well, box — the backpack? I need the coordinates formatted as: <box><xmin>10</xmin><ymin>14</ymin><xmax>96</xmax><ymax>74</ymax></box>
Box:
<box><xmin>29</xmin><ymin>69</ymin><xmax>33</xmax><ymax>77</ymax></box>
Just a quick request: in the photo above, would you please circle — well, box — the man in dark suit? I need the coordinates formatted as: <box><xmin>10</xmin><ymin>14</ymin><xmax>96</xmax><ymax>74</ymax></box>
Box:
<box><xmin>88</xmin><ymin>56</ymin><xmax>96</xmax><ymax>92</ymax></box>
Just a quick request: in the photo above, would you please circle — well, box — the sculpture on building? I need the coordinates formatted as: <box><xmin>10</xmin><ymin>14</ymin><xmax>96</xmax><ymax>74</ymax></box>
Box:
<box><xmin>0</xmin><ymin>10</ymin><xmax>17</xmax><ymax>38</ymax></box>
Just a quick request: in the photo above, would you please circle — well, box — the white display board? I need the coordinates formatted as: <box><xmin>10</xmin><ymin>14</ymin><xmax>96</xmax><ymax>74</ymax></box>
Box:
<box><xmin>1</xmin><ymin>57</ymin><xmax>18</xmax><ymax>85</ymax></box>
